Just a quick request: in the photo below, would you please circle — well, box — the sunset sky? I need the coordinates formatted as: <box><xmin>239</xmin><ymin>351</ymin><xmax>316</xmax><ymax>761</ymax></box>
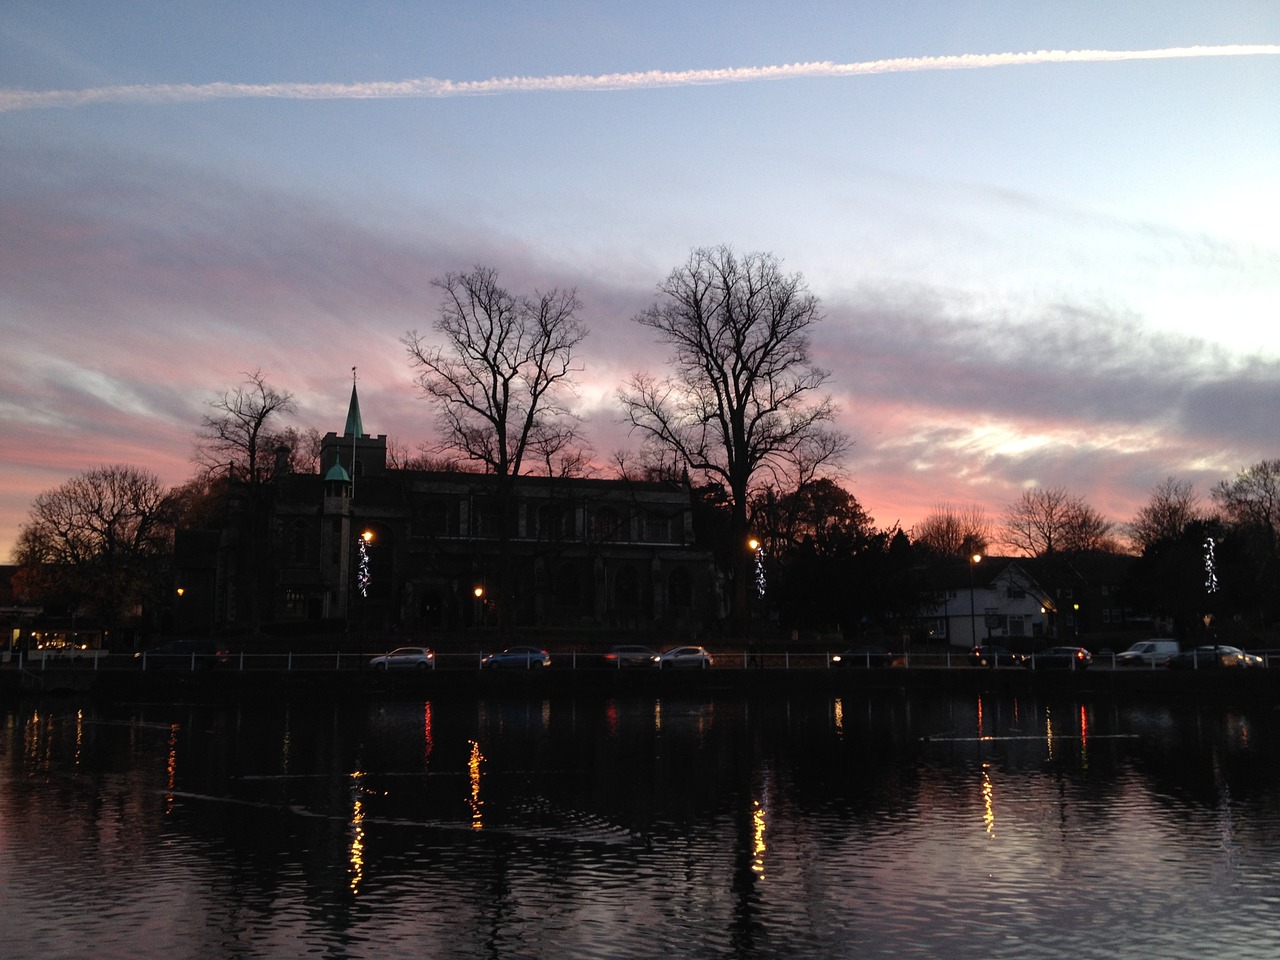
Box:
<box><xmin>3</xmin><ymin>2</ymin><xmax>1279</xmax><ymax>559</ymax></box>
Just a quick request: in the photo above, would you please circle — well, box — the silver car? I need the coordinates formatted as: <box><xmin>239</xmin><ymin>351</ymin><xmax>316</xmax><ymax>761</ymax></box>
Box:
<box><xmin>369</xmin><ymin>646</ymin><xmax>435</xmax><ymax>670</ymax></box>
<box><xmin>659</xmin><ymin>645</ymin><xmax>714</xmax><ymax>669</ymax></box>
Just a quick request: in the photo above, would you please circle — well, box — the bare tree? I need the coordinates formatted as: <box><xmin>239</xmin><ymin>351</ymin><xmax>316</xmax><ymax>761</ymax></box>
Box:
<box><xmin>274</xmin><ymin>426</ymin><xmax>322</xmax><ymax>475</ymax></box>
<box><xmin>1213</xmin><ymin>459</ymin><xmax>1280</xmax><ymax>540</ymax></box>
<box><xmin>195</xmin><ymin>369</ymin><xmax>297</xmax><ymax>482</ymax></box>
<box><xmin>14</xmin><ymin>465</ymin><xmax>174</xmax><ymax>634</ymax></box>
<box><xmin>618</xmin><ymin>246</ymin><xmax>849</xmax><ymax>620</ymax></box>
<box><xmin>403</xmin><ymin>267</ymin><xmax>588</xmax><ymax>481</ymax></box>
<box><xmin>1212</xmin><ymin>459</ymin><xmax>1280</xmax><ymax>597</ymax></box>
<box><xmin>1129</xmin><ymin>477</ymin><xmax>1201</xmax><ymax>553</ymax></box>
<box><xmin>403</xmin><ymin>266</ymin><xmax>588</xmax><ymax>633</ymax></box>
<box><xmin>1001</xmin><ymin>486</ymin><xmax>1116</xmax><ymax>557</ymax></box>
<box><xmin>193</xmin><ymin>370</ymin><xmax>297</xmax><ymax>632</ymax></box>
<box><xmin>913</xmin><ymin>503</ymin><xmax>992</xmax><ymax>557</ymax></box>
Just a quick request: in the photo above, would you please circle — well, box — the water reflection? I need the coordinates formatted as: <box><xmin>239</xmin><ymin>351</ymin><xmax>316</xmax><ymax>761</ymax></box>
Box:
<box><xmin>467</xmin><ymin>738</ymin><xmax>484</xmax><ymax>830</ymax></box>
<box><xmin>349</xmin><ymin>769</ymin><xmax>367</xmax><ymax>893</ymax></box>
<box><xmin>5</xmin><ymin>691</ymin><xmax>1280</xmax><ymax>959</ymax></box>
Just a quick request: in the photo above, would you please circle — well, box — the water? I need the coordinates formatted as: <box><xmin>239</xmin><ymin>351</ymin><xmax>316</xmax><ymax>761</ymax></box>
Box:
<box><xmin>3</xmin><ymin>689</ymin><xmax>1279</xmax><ymax>959</ymax></box>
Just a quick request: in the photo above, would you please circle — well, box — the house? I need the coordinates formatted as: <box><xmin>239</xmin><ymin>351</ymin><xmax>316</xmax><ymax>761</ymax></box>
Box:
<box><xmin>920</xmin><ymin>551</ymin><xmax>1141</xmax><ymax>649</ymax></box>
<box><xmin>920</xmin><ymin>557</ymin><xmax>1056</xmax><ymax>648</ymax></box>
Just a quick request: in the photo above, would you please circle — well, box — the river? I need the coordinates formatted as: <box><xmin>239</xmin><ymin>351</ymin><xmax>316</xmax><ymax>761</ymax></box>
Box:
<box><xmin>3</xmin><ymin>687</ymin><xmax>1278</xmax><ymax>959</ymax></box>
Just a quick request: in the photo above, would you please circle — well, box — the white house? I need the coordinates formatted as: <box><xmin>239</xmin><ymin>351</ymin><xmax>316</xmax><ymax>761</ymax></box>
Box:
<box><xmin>922</xmin><ymin>559</ymin><xmax>1056</xmax><ymax>648</ymax></box>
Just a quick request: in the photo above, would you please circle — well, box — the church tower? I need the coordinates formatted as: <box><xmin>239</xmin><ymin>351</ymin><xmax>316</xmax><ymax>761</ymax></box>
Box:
<box><xmin>319</xmin><ymin>371</ymin><xmax>388</xmax><ymax>621</ymax></box>
<box><xmin>319</xmin><ymin>372</ymin><xmax>388</xmax><ymax>486</ymax></box>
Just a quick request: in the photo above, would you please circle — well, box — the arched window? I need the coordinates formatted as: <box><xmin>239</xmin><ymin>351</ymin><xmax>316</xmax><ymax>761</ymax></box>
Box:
<box><xmin>614</xmin><ymin>564</ymin><xmax>639</xmax><ymax>610</ymax></box>
<box><xmin>290</xmin><ymin>518</ymin><xmax>308</xmax><ymax>563</ymax></box>
<box><xmin>536</xmin><ymin>503</ymin><xmax>576</xmax><ymax>540</ymax></box>
<box><xmin>594</xmin><ymin>507</ymin><xmax>624</xmax><ymax>540</ymax></box>
<box><xmin>669</xmin><ymin>567</ymin><xmax>693</xmax><ymax>609</ymax></box>
<box><xmin>644</xmin><ymin>512</ymin><xmax>672</xmax><ymax>542</ymax></box>
<box><xmin>555</xmin><ymin>560</ymin><xmax>583</xmax><ymax>607</ymax></box>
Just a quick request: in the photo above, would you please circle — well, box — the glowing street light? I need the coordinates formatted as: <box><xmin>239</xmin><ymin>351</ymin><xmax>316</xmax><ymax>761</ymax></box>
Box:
<box><xmin>968</xmin><ymin>553</ymin><xmax>983</xmax><ymax>649</ymax></box>
<box><xmin>357</xmin><ymin>530</ymin><xmax>374</xmax><ymax>599</ymax></box>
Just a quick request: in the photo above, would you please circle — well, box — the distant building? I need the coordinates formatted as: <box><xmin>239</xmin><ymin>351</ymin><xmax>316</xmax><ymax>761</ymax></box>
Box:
<box><xmin>920</xmin><ymin>552</ymin><xmax>1138</xmax><ymax>648</ymax></box>
<box><xmin>174</xmin><ymin>383</ymin><xmax>719</xmax><ymax>640</ymax></box>
<box><xmin>920</xmin><ymin>558</ymin><xmax>1055</xmax><ymax>647</ymax></box>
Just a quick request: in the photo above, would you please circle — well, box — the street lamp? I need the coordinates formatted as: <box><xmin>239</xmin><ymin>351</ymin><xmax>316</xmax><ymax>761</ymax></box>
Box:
<box><xmin>473</xmin><ymin>585</ymin><xmax>485</xmax><ymax>629</ymax></box>
<box><xmin>968</xmin><ymin>553</ymin><xmax>983</xmax><ymax>650</ymax></box>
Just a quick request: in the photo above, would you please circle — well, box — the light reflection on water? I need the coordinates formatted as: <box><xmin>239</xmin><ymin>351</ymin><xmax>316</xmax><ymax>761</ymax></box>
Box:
<box><xmin>4</xmin><ymin>691</ymin><xmax>1280</xmax><ymax>959</ymax></box>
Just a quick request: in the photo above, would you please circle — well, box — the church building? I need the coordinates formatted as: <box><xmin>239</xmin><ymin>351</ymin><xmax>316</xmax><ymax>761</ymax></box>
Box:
<box><xmin>175</xmin><ymin>383</ymin><xmax>719</xmax><ymax>642</ymax></box>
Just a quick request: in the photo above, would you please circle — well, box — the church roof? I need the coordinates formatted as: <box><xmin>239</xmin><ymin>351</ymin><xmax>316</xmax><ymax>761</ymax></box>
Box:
<box><xmin>324</xmin><ymin>462</ymin><xmax>351</xmax><ymax>483</ymax></box>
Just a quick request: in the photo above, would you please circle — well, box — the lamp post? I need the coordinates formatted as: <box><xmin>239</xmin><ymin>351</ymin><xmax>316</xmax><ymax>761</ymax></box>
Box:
<box><xmin>968</xmin><ymin>553</ymin><xmax>983</xmax><ymax>651</ymax></box>
<box><xmin>473</xmin><ymin>585</ymin><xmax>485</xmax><ymax>630</ymax></box>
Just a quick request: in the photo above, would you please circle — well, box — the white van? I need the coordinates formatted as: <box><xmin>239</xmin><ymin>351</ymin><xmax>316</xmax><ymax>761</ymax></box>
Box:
<box><xmin>1116</xmin><ymin>639</ymin><xmax>1180</xmax><ymax>667</ymax></box>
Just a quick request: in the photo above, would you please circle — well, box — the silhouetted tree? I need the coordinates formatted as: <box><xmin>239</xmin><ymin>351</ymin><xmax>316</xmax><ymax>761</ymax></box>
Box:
<box><xmin>193</xmin><ymin>369</ymin><xmax>297</xmax><ymax>633</ymax></box>
<box><xmin>403</xmin><ymin>265</ymin><xmax>588</xmax><ymax>634</ymax></box>
<box><xmin>14</xmin><ymin>465</ymin><xmax>174</xmax><ymax>639</ymax></box>
<box><xmin>1001</xmin><ymin>486</ymin><xmax>1117</xmax><ymax>557</ymax></box>
<box><xmin>751</xmin><ymin>478</ymin><xmax>873</xmax><ymax>558</ymax></box>
<box><xmin>195</xmin><ymin>369</ymin><xmax>297</xmax><ymax>483</ymax></box>
<box><xmin>618</xmin><ymin>245</ymin><xmax>848</xmax><ymax>624</ymax></box>
<box><xmin>1212</xmin><ymin>459</ymin><xmax>1280</xmax><ymax>630</ymax></box>
<box><xmin>1128</xmin><ymin>477</ymin><xmax>1201</xmax><ymax>554</ymax></box>
<box><xmin>913</xmin><ymin>502</ymin><xmax>992</xmax><ymax>558</ymax></box>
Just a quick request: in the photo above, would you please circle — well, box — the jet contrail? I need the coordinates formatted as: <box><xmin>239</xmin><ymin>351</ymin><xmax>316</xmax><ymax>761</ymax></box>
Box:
<box><xmin>2</xmin><ymin>44</ymin><xmax>1277</xmax><ymax>112</ymax></box>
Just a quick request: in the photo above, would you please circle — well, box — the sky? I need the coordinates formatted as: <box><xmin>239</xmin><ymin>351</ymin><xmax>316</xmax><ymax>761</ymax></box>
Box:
<box><xmin>3</xmin><ymin>1</ymin><xmax>1279</xmax><ymax>560</ymax></box>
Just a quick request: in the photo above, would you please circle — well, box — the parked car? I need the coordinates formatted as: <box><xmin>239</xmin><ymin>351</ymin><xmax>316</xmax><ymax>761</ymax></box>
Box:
<box><xmin>135</xmin><ymin>639</ymin><xmax>232</xmax><ymax>670</ymax></box>
<box><xmin>1167</xmin><ymin>645</ymin><xmax>1264</xmax><ymax>669</ymax></box>
<box><xmin>659</xmin><ymin>645</ymin><xmax>714</xmax><ymax>669</ymax></box>
<box><xmin>1026</xmin><ymin>646</ymin><xmax>1093</xmax><ymax>670</ymax></box>
<box><xmin>369</xmin><ymin>646</ymin><xmax>435</xmax><ymax>670</ymax></box>
<box><xmin>1115</xmin><ymin>639</ymin><xmax>1180</xmax><ymax>667</ymax></box>
<box><xmin>832</xmin><ymin>646</ymin><xmax>901</xmax><ymax>668</ymax></box>
<box><xmin>603</xmin><ymin>645</ymin><xmax>661</xmax><ymax>668</ymax></box>
<box><xmin>968</xmin><ymin>645</ymin><xmax>1024</xmax><ymax>667</ymax></box>
<box><xmin>481</xmin><ymin>646</ymin><xmax>551</xmax><ymax>669</ymax></box>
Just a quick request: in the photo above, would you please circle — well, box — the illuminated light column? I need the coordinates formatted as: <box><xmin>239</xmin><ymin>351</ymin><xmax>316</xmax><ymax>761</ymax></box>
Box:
<box><xmin>968</xmin><ymin>553</ymin><xmax>983</xmax><ymax>649</ymax></box>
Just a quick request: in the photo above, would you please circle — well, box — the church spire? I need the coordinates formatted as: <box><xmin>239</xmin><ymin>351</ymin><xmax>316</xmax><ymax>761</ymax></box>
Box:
<box><xmin>345</xmin><ymin>366</ymin><xmax>364</xmax><ymax>438</ymax></box>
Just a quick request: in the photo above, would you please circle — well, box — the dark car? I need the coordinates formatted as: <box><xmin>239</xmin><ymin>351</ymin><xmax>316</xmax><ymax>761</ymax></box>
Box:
<box><xmin>1167</xmin><ymin>645</ymin><xmax>1265</xmax><ymax>669</ymax></box>
<box><xmin>968</xmin><ymin>645</ymin><xmax>1024</xmax><ymax>667</ymax></box>
<box><xmin>481</xmin><ymin>646</ymin><xmax>551</xmax><ymax>669</ymax></box>
<box><xmin>135</xmin><ymin>639</ymin><xmax>233</xmax><ymax>670</ymax></box>
<box><xmin>832</xmin><ymin>646</ymin><xmax>901</xmax><ymax>668</ymax></box>
<box><xmin>1025</xmin><ymin>646</ymin><xmax>1092</xmax><ymax>670</ymax></box>
<box><xmin>603</xmin><ymin>645</ymin><xmax>661</xmax><ymax>668</ymax></box>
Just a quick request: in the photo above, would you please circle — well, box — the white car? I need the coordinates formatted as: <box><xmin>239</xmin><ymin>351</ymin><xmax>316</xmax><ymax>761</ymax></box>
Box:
<box><xmin>1115</xmin><ymin>639</ymin><xmax>1180</xmax><ymax>667</ymax></box>
<box><xmin>659</xmin><ymin>645</ymin><xmax>714</xmax><ymax>669</ymax></box>
<box><xmin>369</xmin><ymin>646</ymin><xmax>435</xmax><ymax>670</ymax></box>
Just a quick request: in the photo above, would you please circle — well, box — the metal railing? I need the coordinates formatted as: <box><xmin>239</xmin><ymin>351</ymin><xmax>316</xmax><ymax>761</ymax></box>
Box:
<box><xmin>10</xmin><ymin>648</ymin><xmax>1273</xmax><ymax>673</ymax></box>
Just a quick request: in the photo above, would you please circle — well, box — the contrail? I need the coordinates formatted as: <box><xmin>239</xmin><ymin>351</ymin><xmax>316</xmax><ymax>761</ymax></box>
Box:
<box><xmin>2</xmin><ymin>44</ymin><xmax>1277</xmax><ymax>112</ymax></box>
